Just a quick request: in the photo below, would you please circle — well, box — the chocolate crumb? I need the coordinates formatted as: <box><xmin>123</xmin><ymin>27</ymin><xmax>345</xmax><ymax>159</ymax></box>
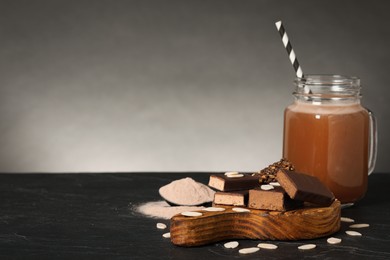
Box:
<box><xmin>252</xmin><ymin>158</ymin><xmax>295</xmax><ymax>184</ymax></box>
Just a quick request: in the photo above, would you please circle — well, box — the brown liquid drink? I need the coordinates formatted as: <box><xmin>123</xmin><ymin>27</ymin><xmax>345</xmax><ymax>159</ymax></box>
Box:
<box><xmin>282</xmin><ymin>75</ymin><xmax>376</xmax><ymax>204</ymax></box>
<box><xmin>283</xmin><ymin>102</ymin><xmax>369</xmax><ymax>203</ymax></box>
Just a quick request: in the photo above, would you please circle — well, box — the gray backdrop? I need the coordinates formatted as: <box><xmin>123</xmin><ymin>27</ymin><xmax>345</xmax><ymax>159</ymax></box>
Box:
<box><xmin>0</xmin><ymin>0</ymin><xmax>389</xmax><ymax>173</ymax></box>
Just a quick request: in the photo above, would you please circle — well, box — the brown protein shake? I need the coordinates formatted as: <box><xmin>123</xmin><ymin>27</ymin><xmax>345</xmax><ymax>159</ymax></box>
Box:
<box><xmin>282</xmin><ymin>75</ymin><xmax>376</xmax><ymax>204</ymax></box>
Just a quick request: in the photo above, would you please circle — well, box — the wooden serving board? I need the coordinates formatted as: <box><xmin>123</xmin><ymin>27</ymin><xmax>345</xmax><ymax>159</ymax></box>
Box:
<box><xmin>170</xmin><ymin>200</ymin><xmax>340</xmax><ymax>247</ymax></box>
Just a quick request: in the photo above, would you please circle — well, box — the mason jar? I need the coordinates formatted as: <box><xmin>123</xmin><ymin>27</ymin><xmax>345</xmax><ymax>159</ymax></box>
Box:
<box><xmin>283</xmin><ymin>75</ymin><xmax>377</xmax><ymax>204</ymax></box>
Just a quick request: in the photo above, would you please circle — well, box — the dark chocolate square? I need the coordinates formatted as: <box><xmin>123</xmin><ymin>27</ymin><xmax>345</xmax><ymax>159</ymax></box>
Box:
<box><xmin>276</xmin><ymin>169</ymin><xmax>335</xmax><ymax>206</ymax></box>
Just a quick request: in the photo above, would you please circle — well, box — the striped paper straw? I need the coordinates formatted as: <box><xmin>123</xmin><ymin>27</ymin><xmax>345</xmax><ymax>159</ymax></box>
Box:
<box><xmin>275</xmin><ymin>21</ymin><xmax>304</xmax><ymax>79</ymax></box>
<box><xmin>275</xmin><ymin>21</ymin><xmax>311</xmax><ymax>94</ymax></box>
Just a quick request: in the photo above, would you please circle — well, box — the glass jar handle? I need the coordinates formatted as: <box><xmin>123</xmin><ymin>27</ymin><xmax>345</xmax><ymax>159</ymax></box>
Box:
<box><xmin>367</xmin><ymin>109</ymin><xmax>377</xmax><ymax>175</ymax></box>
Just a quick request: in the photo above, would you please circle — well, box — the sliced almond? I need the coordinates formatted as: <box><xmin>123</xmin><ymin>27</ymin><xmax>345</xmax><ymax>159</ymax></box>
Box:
<box><xmin>327</xmin><ymin>237</ymin><xmax>342</xmax><ymax>244</ymax></box>
<box><xmin>340</xmin><ymin>217</ymin><xmax>355</xmax><ymax>223</ymax></box>
<box><xmin>269</xmin><ymin>182</ymin><xmax>281</xmax><ymax>187</ymax></box>
<box><xmin>181</xmin><ymin>211</ymin><xmax>203</xmax><ymax>217</ymax></box>
<box><xmin>260</xmin><ymin>184</ymin><xmax>274</xmax><ymax>191</ymax></box>
<box><xmin>224</xmin><ymin>241</ymin><xmax>239</xmax><ymax>249</ymax></box>
<box><xmin>226</xmin><ymin>174</ymin><xmax>244</xmax><ymax>178</ymax></box>
<box><xmin>224</xmin><ymin>171</ymin><xmax>240</xmax><ymax>176</ymax></box>
<box><xmin>298</xmin><ymin>244</ymin><xmax>316</xmax><ymax>250</ymax></box>
<box><xmin>257</xmin><ymin>243</ymin><xmax>278</xmax><ymax>249</ymax></box>
<box><xmin>203</xmin><ymin>207</ymin><xmax>226</xmax><ymax>212</ymax></box>
<box><xmin>238</xmin><ymin>247</ymin><xmax>260</xmax><ymax>254</ymax></box>
<box><xmin>346</xmin><ymin>230</ymin><xmax>362</xmax><ymax>236</ymax></box>
<box><xmin>156</xmin><ymin>223</ymin><xmax>167</xmax><ymax>229</ymax></box>
<box><xmin>232</xmin><ymin>207</ymin><xmax>250</xmax><ymax>213</ymax></box>
<box><xmin>349</xmin><ymin>223</ymin><xmax>370</xmax><ymax>228</ymax></box>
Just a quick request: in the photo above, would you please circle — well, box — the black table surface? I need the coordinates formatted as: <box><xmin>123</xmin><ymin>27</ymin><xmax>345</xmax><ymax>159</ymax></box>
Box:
<box><xmin>1</xmin><ymin>172</ymin><xmax>389</xmax><ymax>260</ymax></box>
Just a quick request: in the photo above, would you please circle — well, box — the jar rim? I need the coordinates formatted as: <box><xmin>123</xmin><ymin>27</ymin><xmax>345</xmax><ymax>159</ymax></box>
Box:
<box><xmin>293</xmin><ymin>74</ymin><xmax>361</xmax><ymax>101</ymax></box>
<box><xmin>294</xmin><ymin>74</ymin><xmax>360</xmax><ymax>86</ymax></box>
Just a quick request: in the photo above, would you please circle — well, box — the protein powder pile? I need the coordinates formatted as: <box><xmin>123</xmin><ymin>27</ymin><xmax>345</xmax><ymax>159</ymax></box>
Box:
<box><xmin>136</xmin><ymin>177</ymin><xmax>215</xmax><ymax>219</ymax></box>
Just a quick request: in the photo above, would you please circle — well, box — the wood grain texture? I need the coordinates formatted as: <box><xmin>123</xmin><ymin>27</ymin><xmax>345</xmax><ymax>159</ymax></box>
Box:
<box><xmin>170</xmin><ymin>200</ymin><xmax>341</xmax><ymax>247</ymax></box>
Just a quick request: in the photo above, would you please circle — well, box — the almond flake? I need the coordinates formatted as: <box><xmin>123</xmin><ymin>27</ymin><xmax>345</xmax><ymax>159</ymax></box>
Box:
<box><xmin>346</xmin><ymin>230</ymin><xmax>362</xmax><ymax>236</ymax></box>
<box><xmin>203</xmin><ymin>207</ymin><xmax>226</xmax><ymax>212</ymax></box>
<box><xmin>257</xmin><ymin>243</ymin><xmax>278</xmax><ymax>249</ymax></box>
<box><xmin>238</xmin><ymin>247</ymin><xmax>260</xmax><ymax>254</ymax></box>
<box><xmin>349</xmin><ymin>223</ymin><xmax>369</xmax><ymax>228</ymax></box>
<box><xmin>224</xmin><ymin>171</ymin><xmax>240</xmax><ymax>176</ymax></box>
<box><xmin>226</xmin><ymin>174</ymin><xmax>244</xmax><ymax>178</ymax></box>
<box><xmin>327</xmin><ymin>237</ymin><xmax>342</xmax><ymax>244</ymax></box>
<box><xmin>261</xmin><ymin>184</ymin><xmax>274</xmax><ymax>191</ymax></box>
<box><xmin>298</xmin><ymin>244</ymin><xmax>316</xmax><ymax>250</ymax></box>
<box><xmin>232</xmin><ymin>207</ymin><xmax>250</xmax><ymax>213</ymax></box>
<box><xmin>156</xmin><ymin>223</ymin><xmax>167</xmax><ymax>229</ymax></box>
<box><xmin>181</xmin><ymin>211</ymin><xmax>203</xmax><ymax>217</ymax></box>
<box><xmin>224</xmin><ymin>241</ymin><xmax>239</xmax><ymax>249</ymax></box>
<box><xmin>340</xmin><ymin>217</ymin><xmax>355</xmax><ymax>223</ymax></box>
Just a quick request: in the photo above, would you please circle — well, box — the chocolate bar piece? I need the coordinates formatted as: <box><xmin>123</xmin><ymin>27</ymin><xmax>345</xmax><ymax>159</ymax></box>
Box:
<box><xmin>248</xmin><ymin>186</ymin><xmax>303</xmax><ymax>211</ymax></box>
<box><xmin>208</xmin><ymin>174</ymin><xmax>260</xmax><ymax>191</ymax></box>
<box><xmin>214</xmin><ymin>190</ymin><xmax>249</xmax><ymax>206</ymax></box>
<box><xmin>276</xmin><ymin>169</ymin><xmax>335</xmax><ymax>206</ymax></box>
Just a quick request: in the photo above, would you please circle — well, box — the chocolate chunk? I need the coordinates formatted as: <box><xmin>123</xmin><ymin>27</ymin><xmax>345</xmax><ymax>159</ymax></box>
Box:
<box><xmin>208</xmin><ymin>174</ymin><xmax>260</xmax><ymax>191</ymax></box>
<box><xmin>248</xmin><ymin>186</ymin><xmax>303</xmax><ymax>211</ymax></box>
<box><xmin>214</xmin><ymin>190</ymin><xmax>249</xmax><ymax>206</ymax></box>
<box><xmin>276</xmin><ymin>169</ymin><xmax>335</xmax><ymax>206</ymax></box>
